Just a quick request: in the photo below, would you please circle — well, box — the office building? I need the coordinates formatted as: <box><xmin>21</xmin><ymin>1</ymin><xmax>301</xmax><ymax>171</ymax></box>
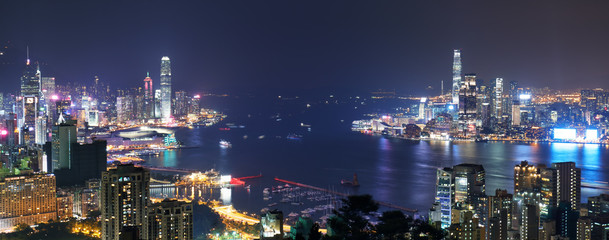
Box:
<box><xmin>101</xmin><ymin>164</ymin><xmax>150</xmax><ymax>240</ymax></box>
<box><xmin>452</xmin><ymin>49</ymin><xmax>462</xmax><ymax>105</ymax></box>
<box><xmin>143</xmin><ymin>73</ymin><xmax>154</xmax><ymax>119</ymax></box>
<box><xmin>453</xmin><ymin>163</ymin><xmax>485</xmax><ymax>204</ymax></box>
<box><xmin>458</xmin><ymin>74</ymin><xmax>477</xmax><ymax>135</ymax></box>
<box><xmin>435</xmin><ymin>167</ymin><xmax>453</xmax><ymax>229</ymax></box>
<box><xmin>55</xmin><ymin>140</ymin><xmax>107</xmax><ymax>186</ymax></box>
<box><xmin>51</xmin><ymin>122</ymin><xmax>77</xmax><ymax>170</ymax></box>
<box><xmin>146</xmin><ymin>199</ymin><xmax>193</xmax><ymax>240</ymax></box>
<box><xmin>0</xmin><ymin>174</ymin><xmax>57</xmax><ymax>232</ymax></box>
<box><xmin>160</xmin><ymin>56</ymin><xmax>172</xmax><ymax>121</ymax></box>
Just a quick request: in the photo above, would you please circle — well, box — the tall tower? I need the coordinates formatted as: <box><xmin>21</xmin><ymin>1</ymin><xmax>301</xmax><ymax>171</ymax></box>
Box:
<box><xmin>19</xmin><ymin>48</ymin><xmax>41</xmax><ymax>143</ymax></box>
<box><xmin>452</xmin><ymin>49</ymin><xmax>462</xmax><ymax>105</ymax></box>
<box><xmin>160</xmin><ymin>56</ymin><xmax>172</xmax><ymax>121</ymax></box>
<box><xmin>143</xmin><ymin>72</ymin><xmax>154</xmax><ymax>119</ymax></box>
<box><xmin>492</xmin><ymin>78</ymin><xmax>503</xmax><ymax>121</ymax></box>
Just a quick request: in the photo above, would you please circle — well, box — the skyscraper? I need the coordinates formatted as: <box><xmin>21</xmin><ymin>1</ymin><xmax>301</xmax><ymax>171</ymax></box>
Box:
<box><xmin>18</xmin><ymin>50</ymin><xmax>41</xmax><ymax>144</ymax></box>
<box><xmin>143</xmin><ymin>73</ymin><xmax>154</xmax><ymax>119</ymax></box>
<box><xmin>492</xmin><ymin>78</ymin><xmax>503</xmax><ymax>121</ymax></box>
<box><xmin>435</xmin><ymin>168</ymin><xmax>453</xmax><ymax>229</ymax></box>
<box><xmin>101</xmin><ymin>164</ymin><xmax>150</xmax><ymax>240</ymax></box>
<box><xmin>160</xmin><ymin>56</ymin><xmax>172</xmax><ymax>121</ymax></box>
<box><xmin>20</xmin><ymin>52</ymin><xmax>40</xmax><ymax>97</ymax></box>
<box><xmin>452</xmin><ymin>49</ymin><xmax>462</xmax><ymax>105</ymax></box>
<box><xmin>458</xmin><ymin>74</ymin><xmax>477</xmax><ymax>135</ymax></box>
<box><xmin>552</xmin><ymin>162</ymin><xmax>581</xmax><ymax>210</ymax></box>
<box><xmin>51</xmin><ymin>122</ymin><xmax>77</xmax><ymax>170</ymax></box>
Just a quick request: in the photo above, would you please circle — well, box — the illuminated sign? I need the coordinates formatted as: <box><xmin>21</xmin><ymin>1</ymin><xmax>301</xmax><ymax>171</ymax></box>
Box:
<box><xmin>553</xmin><ymin>128</ymin><xmax>576</xmax><ymax>139</ymax></box>
<box><xmin>519</xmin><ymin>94</ymin><xmax>531</xmax><ymax>100</ymax></box>
<box><xmin>220</xmin><ymin>175</ymin><xmax>231</xmax><ymax>183</ymax></box>
<box><xmin>420</xmin><ymin>97</ymin><xmax>427</xmax><ymax>103</ymax></box>
<box><xmin>586</xmin><ymin>129</ymin><xmax>598</xmax><ymax>140</ymax></box>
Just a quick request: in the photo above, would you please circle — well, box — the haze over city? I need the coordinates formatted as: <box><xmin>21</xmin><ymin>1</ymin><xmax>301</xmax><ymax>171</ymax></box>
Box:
<box><xmin>2</xmin><ymin>1</ymin><xmax>609</xmax><ymax>94</ymax></box>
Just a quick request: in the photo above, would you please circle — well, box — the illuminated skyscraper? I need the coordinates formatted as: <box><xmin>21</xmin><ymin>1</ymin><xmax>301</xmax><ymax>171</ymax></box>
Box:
<box><xmin>101</xmin><ymin>164</ymin><xmax>150</xmax><ymax>240</ymax></box>
<box><xmin>492</xmin><ymin>78</ymin><xmax>503</xmax><ymax>120</ymax></box>
<box><xmin>452</xmin><ymin>49</ymin><xmax>462</xmax><ymax>105</ymax></box>
<box><xmin>458</xmin><ymin>74</ymin><xmax>477</xmax><ymax>135</ymax></box>
<box><xmin>143</xmin><ymin>73</ymin><xmax>154</xmax><ymax>119</ymax></box>
<box><xmin>18</xmin><ymin>50</ymin><xmax>41</xmax><ymax>143</ymax></box>
<box><xmin>20</xmin><ymin>50</ymin><xmax>40</xmax><ymax>97</ymax></box>
<box><xmin>160</xmin><ymin>56</ymin><xmax>172</xmax><ymax>121</ymax></box>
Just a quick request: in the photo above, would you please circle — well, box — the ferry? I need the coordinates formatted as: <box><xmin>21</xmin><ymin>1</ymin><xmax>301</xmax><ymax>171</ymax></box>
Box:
<box><xmin>287</xmin><ymin>133</ymin><xmax>303</xmax><ymax>140</ymax></box>
<box><xmin>219</xmin><ymin>140</ymin><xmax>232</xmax><ymax>148</ymax></box>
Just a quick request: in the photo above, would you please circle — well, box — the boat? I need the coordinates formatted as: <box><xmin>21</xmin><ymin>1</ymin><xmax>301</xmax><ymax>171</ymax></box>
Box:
<box><xmin>287</xmin><ymin>133</ymin><xmax>303</xmax><ymax>140</ymax></box>
<box><xmin>219</xmin><ymin>140</ymin><xmax>232</xmax><ymax>148</ymax></box>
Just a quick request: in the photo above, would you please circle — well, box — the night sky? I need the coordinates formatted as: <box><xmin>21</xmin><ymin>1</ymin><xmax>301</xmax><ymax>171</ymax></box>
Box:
<box><xmin>1</xmin><ymin>1</ymin><xmax>609</xmax><ymax>95</ymax></box>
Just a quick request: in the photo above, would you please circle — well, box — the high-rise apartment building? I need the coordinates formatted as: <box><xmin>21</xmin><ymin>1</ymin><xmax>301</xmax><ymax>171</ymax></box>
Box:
<box><xmin>160</xmin><ymin>56</ymin><xmax>172</xmax><ymax>121</ymax></box>
<box><xmin>488</xmin><ymin>189</ymin><xmax>513</xmax><ymax>239</ymax></box>
<box><xmin>146</xmin><ymin>199</ymin><xmax>193</xmax><ymax>240</ymax></box>
<box><xmin>101</xmin><ymin>164</ymin><xmax>150</xmax><ymax>240</ymax></box>
<box><xmin>0</xmin><ymin>174</ymin><xmax>57</xmax><ymax>232</ymax></box>
<box><xmin>552</xmin><ymin>162</ymin><xmax>581</xmax><ymax>211</ymax></box>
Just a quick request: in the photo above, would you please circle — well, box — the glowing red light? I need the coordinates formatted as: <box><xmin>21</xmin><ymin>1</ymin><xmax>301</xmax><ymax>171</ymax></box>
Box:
<box><xmin>51</xmin><ymin>95</ymin><xmax>59</xmax><ymax>100</ymax></box>
<box><xmin>194</xmin><ymin>95</ymin><xmax>201</xmax><ymax>99</ymax></box>
<box><xmin>0</xmin><ymin>130</ymin><xmax>7</xmax><ymax>136</ymax></box>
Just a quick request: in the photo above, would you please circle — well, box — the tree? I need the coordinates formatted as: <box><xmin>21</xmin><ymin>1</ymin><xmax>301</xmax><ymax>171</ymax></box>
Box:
<box><xmin>327</xmin><ymin>194</ymin><xmax>379</xmax><ymax>240</ymax></box>
<box><xmin>376</xmin><ymin>211</ymin><xmax>410</xmax><ymax>240</ymax></box>
<box><xmin>410</xmin><ymin>219</ymin><xmax>445</xmax><ymax>240</ymax></box>
<box><xmin>308</xmin><ymin>223</ymin><xmax>322</xmax><ymax>240</ymax></box>
<box><xmin>13</xmin><ymin>223</ymin><xmax>32</xmax><ymax>234</ymax></box>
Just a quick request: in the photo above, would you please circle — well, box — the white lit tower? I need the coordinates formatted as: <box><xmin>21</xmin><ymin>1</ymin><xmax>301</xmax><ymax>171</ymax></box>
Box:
<box><xmin>492</xmin><ymin>78</ymin><xmax>503</xmax><ymax>120</ymax></box>
<box><xmin>160</xmin><ymin>56</ymin><xmax>172</xmax><ymax>121</ymax></box>
<box><xmin>452</xmin><ymin>49</ymin><xmax>462</xmax><ymax>105</ymax></box>
<box><xmin>19</xmin><ymin>47</ymin><xmax>42</xmax><ymax>144</ymax></box>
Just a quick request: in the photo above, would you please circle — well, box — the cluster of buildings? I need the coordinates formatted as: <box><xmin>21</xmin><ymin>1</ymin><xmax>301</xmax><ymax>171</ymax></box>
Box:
<box><xmin>429</xmin><ymin>161</ymin><xmax>609</xmax><ymax>240</ymax></box>
<box><xmin>0</xmin><ymin>51</ymin><xmax>205</xmax><ymax>239</ymax></box>
<box><xmin>354</xmin><ymin>50</ymin><xmax>609</xmax><ymax>143</ymax></box>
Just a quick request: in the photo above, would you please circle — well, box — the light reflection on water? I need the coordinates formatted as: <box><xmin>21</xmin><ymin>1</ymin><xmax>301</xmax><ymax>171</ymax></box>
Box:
<box><xmin>148</xmin><ymin>127</ymin><xmax>609</xmax><ymax>214</ymax></box>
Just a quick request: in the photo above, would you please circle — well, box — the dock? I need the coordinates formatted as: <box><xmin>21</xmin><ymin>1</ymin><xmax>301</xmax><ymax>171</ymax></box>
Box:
<box><xmin>274</xmin><ymin>177</ymin><xmax>417</xmax><ymax>213</ymax></box>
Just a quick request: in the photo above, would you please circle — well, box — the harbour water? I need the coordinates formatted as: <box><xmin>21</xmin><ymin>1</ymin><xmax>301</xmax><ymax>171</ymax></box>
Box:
<box><xmin>142</xmin><ymin>95</ymin><xmax>609</xmax><ymax>218</ymax></box>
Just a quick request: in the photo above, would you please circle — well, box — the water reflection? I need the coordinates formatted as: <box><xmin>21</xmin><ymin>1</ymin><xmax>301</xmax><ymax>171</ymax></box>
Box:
<box><xmin>162</xmin><ymin>150</ymin><xmax>177</xmax><ymax>167</ymax></box>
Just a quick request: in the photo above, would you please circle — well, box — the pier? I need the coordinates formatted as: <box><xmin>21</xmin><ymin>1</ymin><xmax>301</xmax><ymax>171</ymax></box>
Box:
<box><xmin>274</xmin><ymin>177</ymin><xmax>417</xmax><ymax>213</ymax></box>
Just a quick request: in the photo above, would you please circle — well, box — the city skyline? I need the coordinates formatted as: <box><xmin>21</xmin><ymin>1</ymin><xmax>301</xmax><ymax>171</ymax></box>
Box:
<box><xmin>1</xmin><ymin>1</ymin><xmax>609</xmax><ymax>94</ymax></box>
